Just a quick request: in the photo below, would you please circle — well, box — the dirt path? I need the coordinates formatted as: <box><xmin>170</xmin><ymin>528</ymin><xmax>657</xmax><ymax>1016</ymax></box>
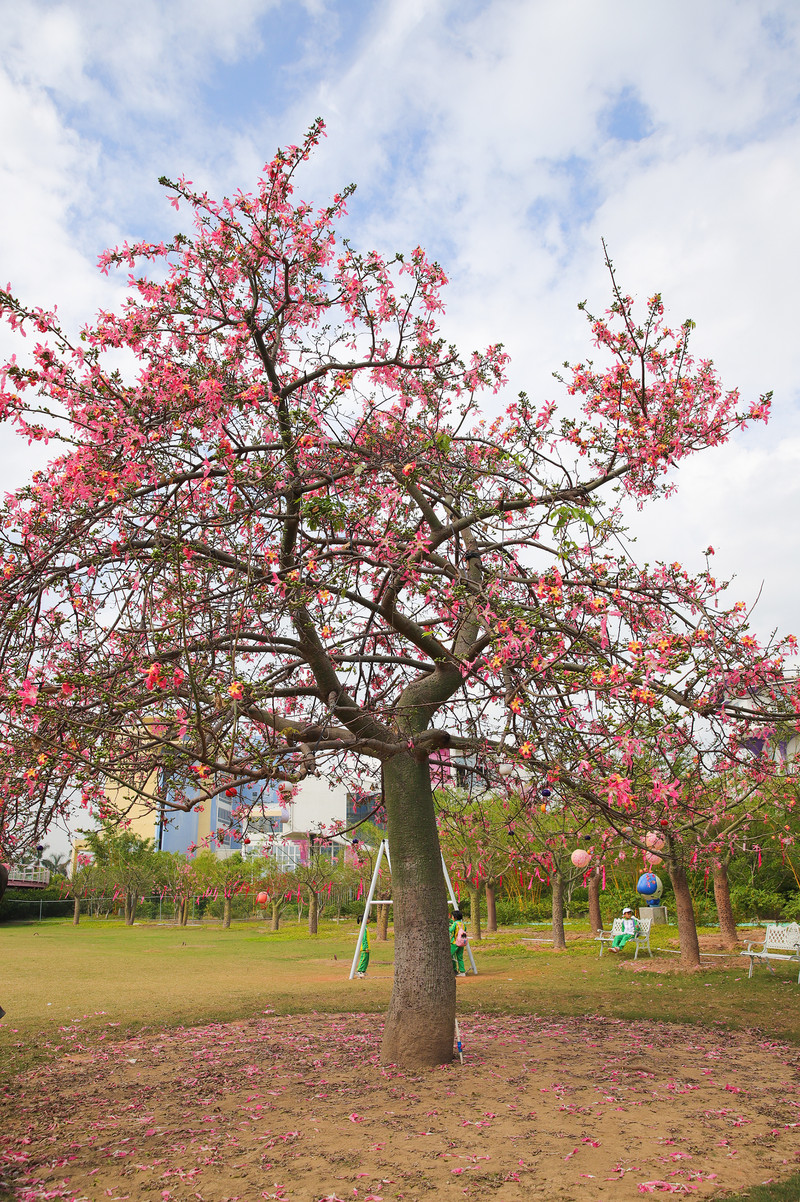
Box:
<box><xmin>2</xmin><ymin>1012</ymin><xmax>799</xmax><ymax>1201</ymax></box>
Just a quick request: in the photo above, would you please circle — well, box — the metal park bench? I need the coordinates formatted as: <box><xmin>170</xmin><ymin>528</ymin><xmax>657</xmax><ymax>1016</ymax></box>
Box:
<box><xmin>597</xmin><ymin>915</ymin><xmax>653</xmax><ymax>960</ymax></box>
<box><xmin>741</xmin><ymin>922</ymin><xmax>800</xmax><ymax>983</ymax></box>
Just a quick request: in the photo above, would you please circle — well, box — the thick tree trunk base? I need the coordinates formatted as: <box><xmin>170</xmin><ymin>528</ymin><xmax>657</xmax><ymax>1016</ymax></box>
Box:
<box><xmin>468</xmin><ymin>887</ymin><xmax>482</xmax><ymax>941</ymax></box>
<box><xmin>668</xmin><ymin>860</ymin><xmax>701</xmax><ymax>969</ymax></box>
<box><xmin>486</xmin><ymin>883</ymin><xmax>497</xmax><ymax>933</ymax></box>
<box><xmin>588</xmin><ymin>869</ymin><xmax>603</xmax><ymax>935</ymax></box>
<box><xmin>381</xmin><ymin>999</ymin><xmax>455</xmax><ymax>1068</ymax></box>
<box><xmin>377</xmin><ymin>899</ymin><xmax>390</xmax><ymax>941</ymax></box>
<box><xmin>713</xmin><ymin>862</ymin><xmax>739</xmax><ymax>950</ymax></box>
<box><xmin>380</xmin><ymin>753</ymin><xmax>455</xmax><ymax>1068</ymax></box>
<box><xmin>551</xmin><ymin>874</ymin><xmax>567</xmax><ymax>951</ymax></box>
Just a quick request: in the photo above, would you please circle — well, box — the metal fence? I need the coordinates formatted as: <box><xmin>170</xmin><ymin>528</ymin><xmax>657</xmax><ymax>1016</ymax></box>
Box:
<box><xmin>1</xmin><ymin>888</ymin><xmax>360</xmax><ymax>924</ymax></box>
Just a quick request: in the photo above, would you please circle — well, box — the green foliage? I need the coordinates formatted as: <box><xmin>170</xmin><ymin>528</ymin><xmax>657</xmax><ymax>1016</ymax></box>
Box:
<box><xmin>0</xmin><ymin>888</ymin><xmax>72</xmax><ymax>922</ymax></box>
<box><xmin>81</xmin><ymin>821</ymin><xmax>156</xmax><ymax>866</ymax></box>
<box><xmin>494</xmin><ymin>897</ymin><xmax>553</xmax><ymax>924</ymax></box>
<box><xmin>729</xmin><ymin>884</ymin><xmax>789</xmax><ymax>922</ymax></box>
<box><xmin>780</xmin><ymin>892</ymin><xmax>800</xmax><ymax>921</ymax></box>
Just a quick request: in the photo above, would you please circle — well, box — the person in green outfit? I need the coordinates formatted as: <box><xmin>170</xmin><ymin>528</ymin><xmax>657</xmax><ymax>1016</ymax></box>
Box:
<box><xmin>356</xmin><ymin>921</ymin><xmax>370</xmax><ymax>977</ymax></box>
<box><xmin>610</xmin><ymin>906</ymin><xmax>640</xmax><ymax>952</ymax></box>
<box><xmin>449</xmin><ymin>909</ymin><xmax>468</xmax><ymax>976</ymax></box>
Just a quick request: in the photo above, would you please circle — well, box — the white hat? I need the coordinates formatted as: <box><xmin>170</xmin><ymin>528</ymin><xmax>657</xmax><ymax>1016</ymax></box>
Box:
<box><xmin>622</xmin><ymin>906</ymin><xmax>633</xmax><ymax>913</ymax></box>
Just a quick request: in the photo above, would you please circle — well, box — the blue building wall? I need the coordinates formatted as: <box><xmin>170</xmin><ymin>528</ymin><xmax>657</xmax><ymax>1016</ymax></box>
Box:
<box><xmin>159</xmin><ymin>806</ymin><xmax>199</xmax><ymax>855</ymax></box>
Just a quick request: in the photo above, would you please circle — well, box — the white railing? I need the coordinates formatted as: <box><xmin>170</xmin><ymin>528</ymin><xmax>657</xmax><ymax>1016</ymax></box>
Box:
<box><xmin>7</xmin><ymin>865</ymin><xmax>51</xmax><ymax>886</ymax></box>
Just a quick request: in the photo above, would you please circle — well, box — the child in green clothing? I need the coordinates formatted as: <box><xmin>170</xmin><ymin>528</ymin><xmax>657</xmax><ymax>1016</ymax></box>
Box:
<box><xmin>356</xmin><ymin>923</ymin><xmax>370</xmax><ymax>977</ymax></box>
<box><xmin>449</xmin><ymin>909</ymin><xmax>468</xmax><ymax>976</ymax></box>
<box><xmin>610</xmin><ymin>906</ymin><xmax>640</xmax><ymax>951</ymax></box>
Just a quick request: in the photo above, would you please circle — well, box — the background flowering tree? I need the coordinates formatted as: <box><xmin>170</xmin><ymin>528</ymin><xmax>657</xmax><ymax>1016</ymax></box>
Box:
<box><xmin>291</xmin><ymin>834</ymin><xmax>338</xmax><ymax>935</ymax></box>
<box><xmin>437</xmin><ymin>787</ymin><xmax>517</xmax><ymax>939</ymax></box>
<box><xmin>0</xmin><ymin>123</ymin><xmax>789</xmax><ymax>1065</ymax></box>
<box><xmin>504</xmin><ymin>683</ymin><xmax>800</xmax><ymax>966</ymax></box>
<box><xmin>254</xmin><ymin>857</ymin><xmax>294</xmax><ymax>931</ymax></box>
<box><xmin>193</xmin><ymin>849</ymin><xmax>250</xmax><ymax>929</ymax></box>
<box><xmin>60</xmin><ymin>851</ymin><xmax>98</xmax><ymax>925</ymax></box>
<box><xmin>81</xmin><ymin>824</ymin><xmax>157</xmax><ymax>927</ymax></box>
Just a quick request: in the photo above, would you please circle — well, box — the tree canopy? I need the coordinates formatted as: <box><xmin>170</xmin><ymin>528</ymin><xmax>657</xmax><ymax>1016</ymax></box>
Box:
<box><xmin>0</xmin><ymin>121</ymin><xmax>794</xmax><ymax>1063</ymax></box>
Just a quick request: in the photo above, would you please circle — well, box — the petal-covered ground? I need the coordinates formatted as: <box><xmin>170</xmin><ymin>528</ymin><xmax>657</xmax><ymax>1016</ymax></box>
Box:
<box><xmin>2</xmin><ymin>1013</ymin><xmax>799</xmax><ymax>1201</ymax></box>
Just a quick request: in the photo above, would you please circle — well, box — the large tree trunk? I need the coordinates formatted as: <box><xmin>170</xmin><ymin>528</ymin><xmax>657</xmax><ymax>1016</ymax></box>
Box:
<box><xmin>668</xmin><ymin>859</ymin><xmax>701</xmax><ymax>968</ymax></box>
<box><xmin>270</xmin><ymin>902</ymin><xmax>282</xmax><ymax>931</ymax></box>
<box><xmin>307</xmin><ymin>889</ymin><xmax>318</xmax><ymax>935</ymax></box>
<box><xmin>467</xmin><ymin>884</ymin><xmax>482</xmax><ymax>941</ymax></box>
<box><xmin>587</xmin><ymin>868</ymin><xmax>603</xmax><ymax>934</ymax></box>
<box><xmin>713</xmin><ymin>860</ymin><xmax>739</xmax><ymax>950</ymax></box>
<box><xmin>222</xmin><ymin>896</ymin><xmax>232</xmax><ymax>929</ymax></box>
<box><xmin>0</xmin><ymin>863</ymin><xmax>8</xmax><ymax>904</ymax></box>
<box><xmin>485</xmin><ymin>881</ymin><xmax>497</xmax><ymax>933</ymax></box>
<box><xmin>376</xmin><ymin>896</ymin><xmax>390</xmax><ymax>941</ymax></box>
<box><xmin>381</xmin><ymin>753</ymin><xmax>455</xmax><ymax>1068</ymax></box>
<box><xmin>73</xmin><ymin>897</ymin><xmax>80</xmax><ymax>926</ymax></box>
<box><xmin>551</xmin><ymin>872</ymin><xmax>567</xmax><ymax>951</ymax></box>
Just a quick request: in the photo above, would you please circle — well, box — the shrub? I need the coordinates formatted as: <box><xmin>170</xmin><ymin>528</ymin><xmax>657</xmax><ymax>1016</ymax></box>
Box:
<box><xmin>494</xmin><ymin>898</ymin><xmax>553</xmax><ymax>925</ymax></box>
<box><xmin>729</xmin><ymin>884</ymin><xmax>787</xmax><ymax>922</ymax></box>
<box><xmin>0</xmin><ymin>889</ymin><xmax>72</xmax><ymax>922</ymax></box>
<box><xmin>774</xmin><ymin>891</ymin><xmax>800</xmax><ymax>922</ymax></box>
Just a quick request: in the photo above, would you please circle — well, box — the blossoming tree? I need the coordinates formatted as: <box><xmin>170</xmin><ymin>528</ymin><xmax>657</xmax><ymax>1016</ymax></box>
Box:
<box><xmin>0</xmin><ymin>122</ymin><xmax>790</xmax><ymax>1064</ymax></box>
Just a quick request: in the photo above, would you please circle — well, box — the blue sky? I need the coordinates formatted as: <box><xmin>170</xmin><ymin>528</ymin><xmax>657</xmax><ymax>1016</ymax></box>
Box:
<box><xmin>2</xmin><ymin>0</ymin><xmax>800</xmax><ymax>653</ymax></box>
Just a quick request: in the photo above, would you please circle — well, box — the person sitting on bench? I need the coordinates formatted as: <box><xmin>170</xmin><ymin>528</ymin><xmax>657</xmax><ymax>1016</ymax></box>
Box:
<box><xmin>610</xmin><ymin>906</ymin><xmax>640</xmax><ymax>952</ymax></box>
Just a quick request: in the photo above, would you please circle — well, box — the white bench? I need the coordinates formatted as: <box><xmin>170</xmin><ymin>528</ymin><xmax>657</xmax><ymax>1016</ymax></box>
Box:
<box><xmin>597</xmin><ymin>916</ymin><xmax>652</xmax><ymax>960</ymax></box>
<box><xmin>741</xmin><ymin>923</ymin><xmax>800</xmax><ymax>983</ymax></box>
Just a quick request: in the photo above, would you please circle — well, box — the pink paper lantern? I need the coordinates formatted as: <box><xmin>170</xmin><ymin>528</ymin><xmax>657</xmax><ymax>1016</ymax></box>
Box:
<box><xmin>570</xmin><ymin>848</ymin><xmax>591</xmax><ymax>869</ymax></box>
<box><xmin>645</xmin><ymin>831</ymin><xmax>666</xmax><ymax>851</ymax></box>
<box><xmin>256</xmin><ymin>891</ymin><xmax>268</xmax><ymax>905</ymax></box>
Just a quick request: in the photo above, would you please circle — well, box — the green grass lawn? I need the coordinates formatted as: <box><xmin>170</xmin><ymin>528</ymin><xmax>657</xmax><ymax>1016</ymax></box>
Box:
<box><xmin>3</xmin><ymin>914</ymin><xmax>800</xmax><ymax>1054</ymax></box>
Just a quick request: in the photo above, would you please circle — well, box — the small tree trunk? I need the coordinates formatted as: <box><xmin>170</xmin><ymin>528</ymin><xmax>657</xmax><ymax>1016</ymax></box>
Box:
<box><xmin>180</xmin><ymin>896</ymin><xmax>189</xmax><ymax>926</ymax></box>
<box><xmin>587</xmin><ymin>868</ymin><xmax>603</xmax><ymax>934</ymax></box>
<box><xmin>668</xmin><ymin>859</ymin><xmax>701</xmax><ymax>968</ymax></box>
<box><xmin>485</xmin><ymin>881</ymin><xmax>497</xmax><ymax>932</ymax></box>
<box><xmin>551</xmin><ymin>872</ymin><xmax>567</xmax><ymax>951</ymax></box>
<box><xmin>467</xmin><ymin>885</ymin><xmax>482</xmax><ymax>941</ymax></box>
<box><xmin>713</xmin><ymin>860</ymin><xmax>739</xmax><ymax>950</ymax></box>
<box><xmin>270</xmin><ymin>902</ymin><xmax>281</xmax><ymax>931</ymax></box>
<box><xmin>376</xmin><ymin>897</ymin><xmax>390</xmax><ymax>941</ymax></box>
<box><xmin>565</xmin><ymin>873</ymin><xmax>576</xmax><ymax>919</ymax></box>
<box><xmin>125</xmin><ymin>892</ymin><xmax>137</xmax><ymax>926</ymax></box>
<box><xmin>307</xmin><ymin>889</ymin><xmax>318</xmax><ymax>935</ymax></box>
<box><xmin>222</xmin><ymin>896</ymin><xmax>232</xmax><ymax>929</ymax></box>
<box><xmin>73</xmin><ymin>897</ymin><xmax>80</xmax><ymax>926</ymax></box>
<box><xmin>380</xmin><ymin>752</ymin><xmax>455</xmax><ymax>1068</ymax></box>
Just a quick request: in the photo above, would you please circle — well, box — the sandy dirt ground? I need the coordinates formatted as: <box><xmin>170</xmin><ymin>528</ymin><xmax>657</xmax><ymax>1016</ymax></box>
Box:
<box><xmin>2</xmin><ymin>1008</ymin><xmax>800</xmax><ymax>1202</ymax></box>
